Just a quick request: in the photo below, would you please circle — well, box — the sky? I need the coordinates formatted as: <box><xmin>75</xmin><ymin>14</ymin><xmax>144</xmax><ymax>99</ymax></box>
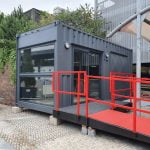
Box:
<box><xmin>0</xmin><ymin>0</ymin><xmax>94</xmax><ymax>14</ymax></box>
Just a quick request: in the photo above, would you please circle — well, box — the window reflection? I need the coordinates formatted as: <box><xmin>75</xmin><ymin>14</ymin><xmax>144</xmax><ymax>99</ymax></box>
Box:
<box><xmin>20</xmin><ymin>44</ymin><xmax>54</xmax><ymax>73</ymax></box>
<box><xmin>74</xmin><ymin>49</ymin><xmax>101</xmax><ymax>99</ymax></box>
<box><xmin>20</xmin><ymin>77</ymin><xmax>54</xmax><ymax>106</ymax></box>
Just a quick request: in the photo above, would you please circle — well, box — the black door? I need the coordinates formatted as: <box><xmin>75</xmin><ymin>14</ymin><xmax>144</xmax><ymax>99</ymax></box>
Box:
<box><xmin>74</xmin><ymin>49</ymin><xmax>101</xmax><ymax>99</ymax></box>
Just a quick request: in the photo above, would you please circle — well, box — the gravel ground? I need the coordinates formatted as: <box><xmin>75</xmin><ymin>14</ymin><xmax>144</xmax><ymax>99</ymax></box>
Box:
<box><xmin>0</xmin><ymin>138</ymin><xmax>15</xmax><ymax>150</ymax></box>
<box><xmin>0</xmin><ymin>104</ymin><xmax>149</xmax><ymax>150</ymax></box>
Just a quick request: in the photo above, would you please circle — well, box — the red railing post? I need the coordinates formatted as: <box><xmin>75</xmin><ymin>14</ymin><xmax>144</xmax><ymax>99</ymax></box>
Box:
<box><xmin>110</xmin><ymin>72</ymin><xmax>112</xmax><ymax>93</ymax></box>
<box><xmin>77</xmin><ymin>72</ymin><xmax>81</xmax><ymax>116</ymax></box>
<box><xmin>111</xmin><ymin>74</ymin><xmax>115</xmax><ymax>109</ymax></box>
<box><xmin>56</xmin><ymin>72</ymin><xmax>60</xmax><ymax>112</ymax></box>
<box><xmin>133</xmin><ymin>77</ymin><xmax>137</xmax><ymax>133</ymax></box>
<box><xmin>129</xmin><ymin>75</ymin><xmax>132</xmax><ymax>103</ymax></box>
<box><xmin>85</xmin><ymin>75</ymin><xmax>89</xmax><ymax>118</ymax></box>
<box><xmin>84</xmin><ymin>72</ymin><xmax>87</xmax><ymax>95</ymax></box>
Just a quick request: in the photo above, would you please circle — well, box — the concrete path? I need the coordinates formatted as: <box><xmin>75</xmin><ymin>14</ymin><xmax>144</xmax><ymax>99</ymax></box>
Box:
<box><xmin>0</xmin><ymin>104</ymin><xmax>149</xmax><ymax>150</ymax></box>
<box><xmin>0</xmin><ymin>138</ymin><xmax>15</xmax><ymax>150</ymax></box>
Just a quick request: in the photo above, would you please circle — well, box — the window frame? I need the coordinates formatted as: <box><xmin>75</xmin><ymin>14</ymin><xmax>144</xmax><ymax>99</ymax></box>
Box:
<box><xmin>19</xmin><ymin>43</ymin><xmax>55</xmax><ymax>75</ymax></box>
<box><xmin>18</xmin><ymin>42</ymin><xmax>55</xmax><ymax>106</ymax></box>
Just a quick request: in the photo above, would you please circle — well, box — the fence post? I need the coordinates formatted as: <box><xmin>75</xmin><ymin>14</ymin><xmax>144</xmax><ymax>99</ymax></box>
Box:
<box><xmin>77</xmin><ymin>72</ymin><xmax>81</xmax><ymax>116</ymax></box>
<box><xmin>111</xmin><ymin>73</ymin><xmax>115</xmax><ymax>109</ymax></box>
<box><xmin>56</xmin><ymin>72</ymin><xmax>60</xmax><ymax>112</ymax></box>
<box><xmin>85</xmin><ymin>75</ymin><xmax>89</xmax><ymax>118</ymax></box>
<box><xmin>133</xmin><ymin>77</ymin><xmax>137</xmax><ymax>133</ymax></box>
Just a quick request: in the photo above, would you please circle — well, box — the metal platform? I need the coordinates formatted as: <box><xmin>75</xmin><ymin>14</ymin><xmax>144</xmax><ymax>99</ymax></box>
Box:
<box><xmin>52</xmin><ymin>71</ymin><xmax>150</xmax><ymax>144</ymax></box>
<box><xmin>60</xmin><ymin>102</ymin><xmax>110</xmax><ymax>116</ymax></box>
<box><xmin>88</xmin><ymin>110</ymin><xmax>150</xmax><ymax>144</ymax></box>
<box><xmin>89</xmin><ymin>110</ymin><xmax>150</xmax><ymax>137</ymax></box>
<box><xmin>60</xmin><ymin>100</ymin><xmax>132</xmax><ymax>116</ymax></box>
<box><xmin>54</xmin><ymin>107</ymin><xmax>150</xmax><ymax>144</ymax></box>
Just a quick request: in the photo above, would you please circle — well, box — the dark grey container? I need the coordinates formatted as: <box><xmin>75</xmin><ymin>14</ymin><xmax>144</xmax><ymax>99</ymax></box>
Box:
<box><xmin>16</xmin><ymin>21</ymin><xmax>132</xmax><ymax>114</ymax></box>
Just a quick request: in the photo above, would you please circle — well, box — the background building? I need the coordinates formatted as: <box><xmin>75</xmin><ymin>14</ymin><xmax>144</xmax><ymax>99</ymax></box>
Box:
<box><xmin>24</xmin><ymin>8</ymin><xmax>42</xmax><ymax>22</ymax></box>
<box><xmin>95</xmin><ymin>0</ymin><xmax>150</xmax><ymax>68</ymax></box>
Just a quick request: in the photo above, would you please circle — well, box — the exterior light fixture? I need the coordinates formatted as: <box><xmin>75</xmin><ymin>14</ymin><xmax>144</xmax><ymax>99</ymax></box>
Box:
<box><xmin>64</xmin><ymin>42</ymin><xmax>70</xmax><ymax>49</ymax></box>
<box><xmin>105</xmin><ymin>52</ymin><xmax>109</xmax><ymax>62</ymax></box>
<box><xmin>105</xmin><ymin>52</ymin><xmax>109</xmax><ymax>58</ymax></box>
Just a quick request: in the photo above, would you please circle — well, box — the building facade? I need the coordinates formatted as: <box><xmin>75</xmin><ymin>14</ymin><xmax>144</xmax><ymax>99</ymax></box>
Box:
<box><xmin>24</xmin><ymin>8</ymin><xmax>42</xmax><ymax>22</ymax></box>
<box><xmin>95</xmin><ymin>0</ymin><xmax>150</xmax><ymax>65</ymax></box>
<box><xmin>16</xmin><ymin>21</ymin><xmax>132</xmax><ymax>114</ymax></box>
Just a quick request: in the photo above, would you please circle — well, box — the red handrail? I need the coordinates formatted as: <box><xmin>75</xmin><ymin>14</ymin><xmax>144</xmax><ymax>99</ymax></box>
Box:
<box><xmin>52</xmin><ymin>71</ymin><xmax>86</xmax><ymax>116</ymax></box>
<box><xmin>52</xmin><ymin>71</ymin><xmax>150</xmax><ymax>134</ymax></box>
<box><xmin>86</xmin><ymin>73</ymin><xmax>150</xmax><ymax>134</ymax></box>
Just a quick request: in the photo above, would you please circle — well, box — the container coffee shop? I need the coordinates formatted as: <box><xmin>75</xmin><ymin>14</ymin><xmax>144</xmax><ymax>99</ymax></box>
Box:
<box><xmin>16</xmin><ymin>21</ymin><xmax>132</xmax><ymax>114</ymax></box>
<box><xmin>15</xmin><ymin>21</ymin><xmax>150</xmax><ymax>144</ymax></box>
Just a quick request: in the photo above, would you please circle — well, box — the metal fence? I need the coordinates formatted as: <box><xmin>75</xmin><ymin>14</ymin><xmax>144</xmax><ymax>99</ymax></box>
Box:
<box><xmin>52</xmin><ymin>70</ymin><xmax>150</xmax><ymax>134</ymax></box>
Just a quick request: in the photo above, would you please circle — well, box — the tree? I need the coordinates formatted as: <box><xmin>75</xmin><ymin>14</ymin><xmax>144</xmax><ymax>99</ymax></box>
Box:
<box><xmin>39</xmin><ymin>11</ymin><xmax>55</xmax><ymax>25</ymax></box>
<box><xmin>39</xmin><ymin>4</ymin><xmax>106</xmax><ymax>38</ymax></box>
<box><xmin>0</xmin><ymin>6</ymin><xmax>37</xmax><ymax>40</ymax></box>
<box><xmin>0</xmin><ymin>4</ymin><xmax>106</xmax><ymax>84</ymax></box>
<box><xmin>0</xmin><ymin>6</ymin><xmax>37</xmax><ymax>83</ymax></box>
<box><xmin>55</xmin><ymin>4</ymin><xmax>106</xmax><ymax>38</ymax></box>
<box><xmin>0</xmin><ymin>39</ymin><xmax>16</xmax><ymax>83</ymax></box>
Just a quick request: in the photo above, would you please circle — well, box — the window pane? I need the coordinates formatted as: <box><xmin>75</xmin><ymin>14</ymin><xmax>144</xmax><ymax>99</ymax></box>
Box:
<box><xmin>20</xmin><ymin>44</ymin><xmax>54</xmax><ymax>73</ymax></box>
<box><xmin>20</xmin><ymin>76</ymin><xmax>54</xmax><ymax>106</ymax></box>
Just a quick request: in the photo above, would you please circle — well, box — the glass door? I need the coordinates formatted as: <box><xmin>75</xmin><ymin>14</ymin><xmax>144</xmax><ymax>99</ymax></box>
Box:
<box><xmin>88</xmin><ymin>52</ymin><xmax>101</xmax><ymax>98</ymax></box>
<box><xmin>74</xmin><ymin>49</ymin><xmax>101</xmax><ymax>101</ymax></box>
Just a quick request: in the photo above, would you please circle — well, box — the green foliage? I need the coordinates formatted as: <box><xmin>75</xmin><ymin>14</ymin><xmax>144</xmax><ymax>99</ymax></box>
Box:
<box><xmin>0</xmin><ymin>12</ymin><xmax>4</xmax><ymax>22</ymax></box>
<box><xmin>39</xmin><ymin>4</ymin><xmax>106</xmax><ymax>37</ymax></box>
<box><xmin>8</xmin><ymin>49</ymin><xmax>16</xmax><ymax>84</ymax></box>
<box><xmin>0</xmin><ymin>6</ymin><xmax>37</xmax><ymax>40</ymax></box>
<box><xmin>39</xmin><ymin>11</ymin><xmax>55</xmax><ymax>25</ymax></box>
<box><xmin>57</xmin><ymin>5</ymin><xmax>106</xmax><ymax>37</ymax></box>
<box><xmin>0</xmin><ymin>6</ymin><xmax>37</xmax><ymax>84</ymax></box>
<box><xmin>0</xmin><ymin>39</ymin><xmax>16</xmax><ymax>83</ymax></box>
<box><xmin>0</xmin><ymin>4</ymin><xmax>106</xmax><ymax>84</ymax></box>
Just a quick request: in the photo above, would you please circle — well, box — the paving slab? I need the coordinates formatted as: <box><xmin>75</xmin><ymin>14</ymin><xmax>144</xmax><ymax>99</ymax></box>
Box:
<box><xmin>0</xmin><ymin>138</ymin><xmax>15</xmax><ymax>150</ymax></box>
<box><xmin>0</xmin><ymin>104</ymin><xmax>149</xmax><ymax>150</ymax></box>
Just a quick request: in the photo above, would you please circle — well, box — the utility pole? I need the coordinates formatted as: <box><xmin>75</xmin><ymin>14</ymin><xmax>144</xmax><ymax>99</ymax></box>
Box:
<box><xmin>136</xmin><ymin>0</ymin><xmax>142</xmax><ymax>114</ymax></box>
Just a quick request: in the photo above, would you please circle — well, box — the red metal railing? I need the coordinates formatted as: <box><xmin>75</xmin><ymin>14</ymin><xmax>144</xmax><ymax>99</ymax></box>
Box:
<box><xmin>52</xmin><ymin>71</ymin><xmax>87</xmax><ymax>116</ymax></box>
<box><xmin>111</xmin><ymin>72</ymin><xmax>135</xmax><ymax>103</ymax></box>
<box><xmin>52</xmin><ymin>71</ymin><xmax>150</xmax><ymax>134</ymax></box>
<box><xmin>86</xmin><ymin>73</ymin><xmax>150</xmax><ymax>133</ymax></box>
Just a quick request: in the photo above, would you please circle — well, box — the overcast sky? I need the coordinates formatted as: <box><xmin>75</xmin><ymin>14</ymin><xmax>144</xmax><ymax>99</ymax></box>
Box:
<box><xmin>0</xmin><ymin>0</ymin><xmax>94</xmax><ymax>14</ymax></box>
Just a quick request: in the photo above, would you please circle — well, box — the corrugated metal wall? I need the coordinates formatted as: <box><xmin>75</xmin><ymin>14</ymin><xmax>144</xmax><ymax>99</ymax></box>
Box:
<box><xmin>96</xmin><ymin>0</ymin><xmax>150</xmax><ymax>63</ymax></box>
<box><xmin>109</xmin><ymin>32</ymin><xmax>150</xmax><ymax>63</ymax></box>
